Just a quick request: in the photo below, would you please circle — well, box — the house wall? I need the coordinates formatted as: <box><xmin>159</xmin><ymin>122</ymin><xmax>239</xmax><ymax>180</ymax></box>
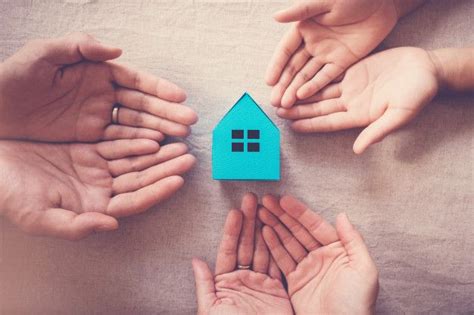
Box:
<box><xmin>212</xmin><ymin>95</ymin><xmax>280</xmax><ymax>180</ymax></box>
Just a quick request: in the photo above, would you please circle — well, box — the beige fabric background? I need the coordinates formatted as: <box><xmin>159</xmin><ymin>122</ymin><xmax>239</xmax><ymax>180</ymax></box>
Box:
<box><xmin>0</xmin><ymin>0</ymin><xmax>473</xmax><ymax>314</ymax></box>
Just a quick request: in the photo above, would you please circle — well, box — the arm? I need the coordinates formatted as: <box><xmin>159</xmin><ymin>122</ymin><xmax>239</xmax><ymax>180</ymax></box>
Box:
<box><xmin>429</xmin><ymin>48</ymin><xmax>474</xmax><ymax>92</ymax></box>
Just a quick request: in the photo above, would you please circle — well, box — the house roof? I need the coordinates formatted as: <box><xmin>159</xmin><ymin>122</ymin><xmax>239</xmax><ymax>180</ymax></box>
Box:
<box><xmin>217</xmin><ymin>92</ymin><xmax>278</xmax><ymax>129</ymax></box>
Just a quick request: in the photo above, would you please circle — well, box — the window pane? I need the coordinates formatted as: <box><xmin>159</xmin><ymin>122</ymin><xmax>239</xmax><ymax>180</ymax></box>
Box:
<box><xmin>248</xmin><ymin>130</ymin><xmax>260</xmax><ymax>139</ymax></box>
<box><xmin>247</xmin><ymin>142</ymin><xmax>260</xmax><ymax>152</ymax></box>
<box><xmin>232</xmin><ymin>130</ymin><xmax>244</xmax><ymax>139</ymax></box>
<box><xmin>232</xmin><ymin>142</ymin><xmax>244</xmax><ymax>152</ymax></box>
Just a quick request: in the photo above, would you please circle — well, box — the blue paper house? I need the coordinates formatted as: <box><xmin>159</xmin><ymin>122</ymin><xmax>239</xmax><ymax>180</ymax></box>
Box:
<box><xmin>212</xmin><ymin>93</ymin><xmax>280</xmax><ymax>181</ymax></box>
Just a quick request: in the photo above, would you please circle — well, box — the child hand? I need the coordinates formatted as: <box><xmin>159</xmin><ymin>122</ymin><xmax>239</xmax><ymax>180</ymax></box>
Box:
<box><xmin>259</xmin><ymin>195</ymin><xmax>379</xmax><ymax>315</ymax></box>
<box><xmin>276</xmin><ymin>47</ymin><xmax>439</xmax><ymax>154</ymax></box>
<box><xmin>265</xmin><ymin>0</ymin><xmax>400</xmax><ymax>108</ymax></box>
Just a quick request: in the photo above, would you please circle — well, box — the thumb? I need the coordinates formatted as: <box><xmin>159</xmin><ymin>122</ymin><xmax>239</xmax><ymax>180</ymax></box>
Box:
<box><xmin>192</xmin><ymin>258</ymin><xmax>217</xmax><ymax>314</ymax></box>
<box><xmin>39</xmin><ymin>32</ymin><xmax>122</xmax><ymax>65</ymax></box>
<box><xmin>273</xmin><ymin>0</ymin><xmax>331</xmax><ymax>23</ymax></box>
<box><xmin>336</xmin><ymin>213</ymin><xmax>372</xmax><ymax>265</ymax></box>
<box><xmin>20</xmin><ymin>208</ymin><xmax>118</xmax><ymax>241</ymax></box>
<box><xmin>353</xmin><ymin>108</ymin><xmax>414</xmax><ymax>154</ymax></box>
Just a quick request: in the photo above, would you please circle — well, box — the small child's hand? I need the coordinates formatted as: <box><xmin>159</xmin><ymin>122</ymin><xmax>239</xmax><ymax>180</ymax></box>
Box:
<box><xmin>276</xmin><ymin>47</ymin><xmax>439</xmax><ymax>154</ymax></box>
<box><xmin>265</xmin><ymin>0</ymin><xmax>402</xmax><ymax>108</ymax></box>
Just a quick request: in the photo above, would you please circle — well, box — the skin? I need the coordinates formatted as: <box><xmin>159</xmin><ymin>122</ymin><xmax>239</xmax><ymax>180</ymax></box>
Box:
<box><xmin>276</xmin><ymin>47</ymin><xmax>441</xmax><ymax>154</ymax></box>
<box><xmin>0</xmin><ymin>33</ymin><xmax>198</xmax><ymax>142</ymax></box>
<box><xmin>0</xmin><ymin>139</ymin><xmax>196</xmax><ymax>240</ymax></box>
<box><xmin>429</xmin><ymin>47</ymin><xmax>474</xmax><ymax>92</ymax></box>
<box><xmin>259</xmin><ymin>195</ymin><xmax>379</xmax><ymax>315</ymax></box>
<box><xmin>192</xmin><ymin>193</ymin><xmax>293</xmax><ymax>315</ymax></box>
<box><xmin>266</xmin><ymin>0</ymin><xmax>400</xmax><ymax>108</ymax></box>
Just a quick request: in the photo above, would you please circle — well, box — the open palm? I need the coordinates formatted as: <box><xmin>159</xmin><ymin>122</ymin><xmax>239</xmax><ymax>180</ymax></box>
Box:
<box><xmin>199</xmin><ymin>269</ymin><xmax>291</xmax><ymax>315</ymax></box>
<box><xmin>0</xmin><ymin>139</ymin><xmax>195</xmax><ymax>240</ymax></box>
<box><xmin>266</xmin><ymin>0</ymin><xmax>399</xmax><ymax>108</ymax></box>
<box><xmin>277</xmin><ymin>47</ymin><xmax>439</xmax><ymax>153</ymax></box>
<box><xmin>259</xmin><ymin>195</ymin><xmax>379</xmax><ymax>314</ymax></box>
<box><xmin>0</xmin><ymin>33</ymin><xmax>197</xmax><ymax>142</ymax></box>
<box><xmin>192</xmin><ymin>193</ymin><xmax>292</xmax><ymax>315</ymax></box>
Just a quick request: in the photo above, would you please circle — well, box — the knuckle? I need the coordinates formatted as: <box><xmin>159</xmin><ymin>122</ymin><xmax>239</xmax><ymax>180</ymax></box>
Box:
<box><xmin>307</xmin><ymin>218</ymin><xmax>323</xmax><ymax>233</ymax></box>
<box><xmin>71</xmin><ymin>31</ymin><xmax>94</xmax><ymax>42</ymax></box>
<box><xmin>286</xmin><ymin>64</ymin><xmax>296</xmax><ymax>75</ymax></box>
<box><xmin>128</xmin><ymin>157</ymin><xmax>140</xmax><ymax>173</ymax></box>
<box><xmin>133</xmin><ymin>70</ymin><xmax>142</xmax><ymax>89</ymax></box>
<box><xmin>134</xmin><ymin>171</ymin><xmax>146</xmax><ymax>188</ymax></box>
<box><xmin>289</xmin><ymin>222</ymin><xmax>304</xmax><ymax>235</ymax></box>
<box><xmin>221</xmin><ymin>246</ymin><xmax>236</xmax><ymax>257</ymax></box>
<box><xmin>133</xmin><ymin>111</ymin><xmax>144</xmax><ymax>125</ymax></box>
<box><xmin>138</xmin><ymin>92</ymin><xmax>147</xmax><ymax>111</ymax></box>
<box><xmin>282</xmin><ymin>46</ymin><xmax>293</xmax><ymax>59</ymax></box>
<box><xmin>64</xmin><ymin>231</ymin><xmax>84</xmax><ymax>241</ymax></box>
<box><xmin>26</xmin><ymin>38</ymin><xmax>46</xmax><ymax>49</ymax></box>
<box><xmin>17</xmin><ymin>210</ymin><xmax>41</xmax><ymax>235</ymax></box>
<box><xmin>294</xmin><ymin>253</ymin><xmax>306</xmax><ymax>262</ymax></box>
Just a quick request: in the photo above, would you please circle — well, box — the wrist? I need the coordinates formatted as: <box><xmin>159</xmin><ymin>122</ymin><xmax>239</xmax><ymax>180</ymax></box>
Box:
<box><xmin>428</xmin><ymin>48</ymin><xmax>474</xmax><ymax>92</ymax></box>
<box><xmin>392</xmin><ymin>0</ymin><xmax>426</xmax><ymax>19</ymax></box>
<box><xmin>0</xmin><ymin>142</ymin><xmax>19</xmax><ymax>218</ymax></box>
<box><xmin>0</xmin><ymin>62</ymin><xmax>28</xmax><ymax>140</ymax></box>
<box><xmin>427</xmin><ymin>49</ymin><xmax>447</xmax><ymax>91</ymax></box>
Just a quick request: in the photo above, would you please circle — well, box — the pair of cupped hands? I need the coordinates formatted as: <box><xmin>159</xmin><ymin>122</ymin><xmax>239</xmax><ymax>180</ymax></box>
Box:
<box><xmin>193</xmin><ymin>193</ymin><xmax>379</xmax><ymax>315</ymax></box>
<box><xmin>266</xmin><ymin>0</ymin><xmax>440</xmax><ymax>154</ymax></box>
<box><xmin>0</xmin><ymin>0</ymin><xmax>436</xmax><ymax>241</ymax></box>
<box><xmin>0</xmin><ymin>33</ymin><xmax>198</xmax><ymax>240</ymax></box>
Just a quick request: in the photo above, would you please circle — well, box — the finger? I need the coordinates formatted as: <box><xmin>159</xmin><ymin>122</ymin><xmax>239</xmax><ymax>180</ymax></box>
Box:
<box><xmin>118</xmin><ymin>107</ymin><xmax>191</xmax><ymax>137</ymax></box>
<box><xmin>237</xmin><ymin>192</ymin><xmax>258</xmax><ymax>267</ymax></box>
<box><xmin>336</xmin><ymin>213</ymin><xmax>375</xmax><ymax>268</ymax></box>
<box><xmin>273</xmin><ymin>0</ymin><xmax>331</xmax><ymax>23</ymax></box>
<box><xmin>262</xmin><ymin>226</ymin><xmax>296</xmax><ymax>276</ymax></box>
<box><xmin>268</xmin><ymin>256</ymin><xmax>282</xmax><ymax>281</ymax></box>
<box><xmin>108</xmin><ymin>143</ymin><xmax>189</xmax><ymax>177</ymax></box>
<box><xmin>97</xmin><ymin>139</ymin><xmax>160</xmax><ymax>160</ymax></box>
<box><xmin>20</xmin><ymin>208</ymin><xmax>118</xmax><ymax>241</ymax></box>
<box><xmin>353</xmin><ymin>108</ymin><xmax>414</xmax><ymax>154</ymax></box>
<box><xmin>294</xmin><ymin>83</ymin><xmax>342</xmax><ymax>104</ymax></box>
<box><xmin>297</xmin><ymin>63</ymin><xmax>345</xmax><ymax>99</ymax></box>
<box><xmin>271</xmin><ymin>47</ymin><xmax>310</xmax><ymax>107</ymax></box>
<box><xmin>115</xmin><ymin>88</ymin><xmax>198</xmax><ymax>125</ymax></box>
<box><xmin>110</xmin><ymin>62</ymin><xmax>187</xmax><ymax>103</ymax></box>
<box><xmin>262</xmin><ymin>194</ymin><xmax>320</xmax><ymax>251</ymax></box>
<box><xmin>281</xmin><ymin>57</ymin><xmax>324</xmax><ymax>108</ymax></box>
<box><xmin>103</xmin><ymin>125</ymin><xmax>165</xmax><ymax>142</ymax></box>
<box><xmin>280</xmin><ymin>195</ymin><xmax>338</xmax><ymax>245</ymax></box>
<box><xmin>112</xmin><ymin>154</ymin><xmax>196</xmax><ymax>194</ymax></box>
<box><xmin>107</xmin><ymin>175</ymin><xmax>185</xmax><ymax>217</ymax></box>
<box><xmin>192</xmin><ymin>258</ymin><xmax>217</xmax><ymax>313</ymax></box>
<box><xmin>291</xmin><ymin>111</ymin><xmax>358</xmax><ymax>133</ymax></box>
<box><xmin>258</xmin><ymin>207</ymin><xmax>307</xmax><ymax>262</ymax></box>
<box><xmin>252</xmin><ymin>219</ymin><xmax>270</xmax><ymax>274</ymax></box>
<box><xmin>277</xmin><ymin>98</ymin><xmax>345</xmax><ymax>120</ymax></box>
<box><xmin>37</xmin><ymin>32</ymin><xmax>122</xmax><ymax>65</ymax></box>
<box><xmin>265</xmin><ymin>26</ymin><xmax>303</xmax><ymax>86</ymax></box>
<box><xmin>215</xmin><ymin>209</ymin><xmax>243</xmax><ymax>275</ymax></box>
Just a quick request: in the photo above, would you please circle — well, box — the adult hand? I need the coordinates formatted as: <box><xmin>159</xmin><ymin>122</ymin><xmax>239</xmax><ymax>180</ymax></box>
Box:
<box><xmin>0</xmin><ymin>33</ymin><xmax>197</xmax><ymax>142</ymax></box>
<box><xmin>259</xmin><ymin>195</ymin><xmax>379</xmax><ymax>315</ymax></box>
<box><xmin>0</xmin><ymin>139</ymin><xmax>195</xmax><ymax>240</ymax></box>
<box><xmin>266</xmin><ymin>0</ymin><xmax>400</xmax><ymax>108</ymax></box>
<box><xmin>276</xmin><ymin>47</ymin><xmax>439</xmax><ymax>154</ymax></box>
<box><xmin>192</xmin><ymin>193</ymin><xmax>293</xmax><ymax>315</ymax></box>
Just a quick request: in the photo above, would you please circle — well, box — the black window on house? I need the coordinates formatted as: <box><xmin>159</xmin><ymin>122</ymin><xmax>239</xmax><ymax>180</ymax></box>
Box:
<box><xmin>231</xmin><ymin>129</ymin><xmax>260</xmax><ymax>152</ymax></box>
